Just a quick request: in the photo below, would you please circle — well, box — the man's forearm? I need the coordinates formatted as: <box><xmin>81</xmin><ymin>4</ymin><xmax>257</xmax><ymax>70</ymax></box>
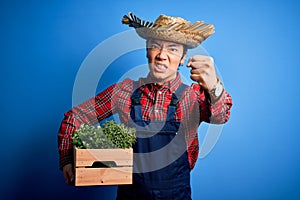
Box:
<box><xmin>209</xmin><ymin>90</ymin><xmax>232</xmax><ymax>124</ymax></box>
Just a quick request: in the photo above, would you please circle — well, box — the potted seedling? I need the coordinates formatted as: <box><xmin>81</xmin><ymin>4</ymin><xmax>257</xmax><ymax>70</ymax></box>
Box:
<box><xmin>72</xmin><ymin>120</ymin><xmax>136</xmax><ymax>186</ymax></box>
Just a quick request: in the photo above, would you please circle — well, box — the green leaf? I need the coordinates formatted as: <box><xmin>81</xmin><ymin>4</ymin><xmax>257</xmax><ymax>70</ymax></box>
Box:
<box><xmin>72</xmin><ymin>121</ymin><xmax>136</xmax><ymax>149</ymax></box>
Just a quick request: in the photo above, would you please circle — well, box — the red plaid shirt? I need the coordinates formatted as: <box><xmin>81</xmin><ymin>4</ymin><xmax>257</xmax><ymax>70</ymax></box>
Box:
<box><xmin>58</xmin><ymin>73</ymin><xmax>232</xmax><ymax>170</ymax></box>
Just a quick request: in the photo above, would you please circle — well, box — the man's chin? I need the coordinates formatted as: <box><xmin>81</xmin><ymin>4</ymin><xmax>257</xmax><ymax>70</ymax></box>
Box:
<box><xmin>148</xmin><ymin>72</ymin><xmax>164</xmax><ymax>83</ymax></box>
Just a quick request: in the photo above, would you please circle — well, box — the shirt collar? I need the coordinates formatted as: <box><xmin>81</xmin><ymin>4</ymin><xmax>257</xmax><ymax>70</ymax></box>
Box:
<box><xmin>139</xmin><ymin>72</ymin><xmax>182</xmax><ymax>93</ymax></box>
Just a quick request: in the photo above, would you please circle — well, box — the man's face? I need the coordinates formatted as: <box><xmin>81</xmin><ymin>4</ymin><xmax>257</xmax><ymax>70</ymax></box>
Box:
<box><xmin>146</xmin><ymin>39</ymin><xmax>186</xmax><ymax>84</ymax></box>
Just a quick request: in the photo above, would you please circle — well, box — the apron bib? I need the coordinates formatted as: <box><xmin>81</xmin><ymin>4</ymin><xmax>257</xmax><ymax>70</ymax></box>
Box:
<box><xmin>117</xmin><ymin>83</ymin><xmax>191</xmax><ymax>200</ymax></box>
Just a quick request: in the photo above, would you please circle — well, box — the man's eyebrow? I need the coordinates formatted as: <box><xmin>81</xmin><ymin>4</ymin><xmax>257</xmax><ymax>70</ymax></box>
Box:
<box><xmin>167</xmin><ymin>44</ymin><xmax>179</xmax><ymax>47</ymax></box>
<box><xmin>148</xmin><ymin>40</ymin><xmax>180</xmax><ymax>48</ymax></box>
<box><xmin>149</xmin><ymin>40</ymin><xmax>160</xmax><ymax>45</ymax></box>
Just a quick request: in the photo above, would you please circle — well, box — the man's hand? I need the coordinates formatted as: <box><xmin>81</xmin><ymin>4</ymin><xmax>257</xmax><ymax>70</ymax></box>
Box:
<box><xmin>63</xmin><ymin>163</ymin><xmax>75</xmax><ymax>185</ymax></box>
<box><xmin>187</xmin><ymin>55</ymin><xmax>218</xmax><ymax>91</ymax></box>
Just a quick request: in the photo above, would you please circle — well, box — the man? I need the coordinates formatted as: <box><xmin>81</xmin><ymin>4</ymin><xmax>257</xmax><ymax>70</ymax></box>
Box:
<box><xmin>58</xmin><ymin>12</ymin><xmax>232</xmax><ymax>199</ymax></box>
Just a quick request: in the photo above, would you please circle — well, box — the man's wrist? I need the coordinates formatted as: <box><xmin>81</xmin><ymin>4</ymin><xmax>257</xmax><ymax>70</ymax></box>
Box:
<box><xmin>209</xmin><ymin>78</ymin><xmax>224</xmax><ymax>102</ymax></box>
<box><xmin>60</xmin><ymin>155</ymin><xmax>74</xmax><ymax>170</ymax></box>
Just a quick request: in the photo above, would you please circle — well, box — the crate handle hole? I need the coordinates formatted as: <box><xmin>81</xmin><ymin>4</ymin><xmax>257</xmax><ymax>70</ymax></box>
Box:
<box><xmin>86</xmin><ymin>161</ymin><xmax>117</xmax><ymax>168</ymax></box>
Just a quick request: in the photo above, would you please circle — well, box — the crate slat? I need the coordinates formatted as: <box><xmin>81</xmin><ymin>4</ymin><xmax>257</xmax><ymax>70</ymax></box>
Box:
<box><xmin>75</xmin><ymin>167</ymin><xmax>132</xmax><ymax>186</ymax></box>
<box><xmin>74</xmin><ymin>148</ymin><xmax>133</xmax><ymax>186</ymax></box>
<box><xmin>75</xmin><ymin>148</ymin><xmax>132</xmax><ymax>167</ymax></box>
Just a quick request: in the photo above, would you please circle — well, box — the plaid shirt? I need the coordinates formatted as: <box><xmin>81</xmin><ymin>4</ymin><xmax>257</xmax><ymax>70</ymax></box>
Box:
<box><xmin>58</xmin><ymin>73</ymin><xmax>232</xmax><ymax>170</ymax></box>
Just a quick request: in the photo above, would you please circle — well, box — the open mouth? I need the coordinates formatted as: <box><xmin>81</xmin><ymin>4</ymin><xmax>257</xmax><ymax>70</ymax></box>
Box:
<box><xmin>154</xmin><ymin>63</ymin><xmax>168</xmax><ymax>72</ymax></box>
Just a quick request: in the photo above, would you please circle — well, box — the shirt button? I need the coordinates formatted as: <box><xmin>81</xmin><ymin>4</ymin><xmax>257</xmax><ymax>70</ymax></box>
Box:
<box><xmin>158</xmin><ymin>91</ymin><xmax>162</xmax><ymax>94</ymax></box>
<box><xmin>155</xmin><ymin>110</ymin><xmax>159</xmax><ymax>113</ymax></box>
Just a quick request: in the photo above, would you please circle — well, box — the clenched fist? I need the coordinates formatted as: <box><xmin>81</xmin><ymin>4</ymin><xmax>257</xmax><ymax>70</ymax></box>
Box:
<box><xmin>187</xmin><ymin>55</ymin><xmax>218</xmax><ymax>91</ymax></box>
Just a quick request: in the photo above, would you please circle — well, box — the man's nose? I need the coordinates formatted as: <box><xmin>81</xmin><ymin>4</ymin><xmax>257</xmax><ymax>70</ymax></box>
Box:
<box><xmin>156</xmin><ymin>48</ymin><xmax>168</xmax><ymax>60</ymax></box>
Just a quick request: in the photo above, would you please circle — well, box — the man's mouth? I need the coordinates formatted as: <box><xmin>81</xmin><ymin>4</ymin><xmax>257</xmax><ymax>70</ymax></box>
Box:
<box><xmin>154</xmin><ymin>63</ymin><xmax>167</xmax><ymax>72</ymax></box>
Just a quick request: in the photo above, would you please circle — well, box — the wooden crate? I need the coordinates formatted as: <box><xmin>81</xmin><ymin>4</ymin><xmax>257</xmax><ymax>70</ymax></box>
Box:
<box><xmin>74</xmin><ymin>148</ymin><xmax>133</xmax><ymax>186</ymax></box>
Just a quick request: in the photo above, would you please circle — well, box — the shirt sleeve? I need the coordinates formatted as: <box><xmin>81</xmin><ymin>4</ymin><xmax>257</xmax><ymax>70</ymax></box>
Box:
<box><xmin>57</xmin><ymin>83</ymin><xmax>117</xmax><ymax>169</ymax></box>
<box><xmin>208</xmin><ymin>90</ymin><xmax>233</xmax><ymax>124</ymax></box>
<box><xmin>193</xmin><ymin>84</ymin><xmax>233</xmax><ymax>124</ymax></box>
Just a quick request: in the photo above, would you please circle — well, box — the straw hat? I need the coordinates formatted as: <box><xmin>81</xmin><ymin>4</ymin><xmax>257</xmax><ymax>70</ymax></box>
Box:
<box><xmin>122</xmin><ymin>12</ymin><xmax>215</xmax><ymax>49</ymax></box>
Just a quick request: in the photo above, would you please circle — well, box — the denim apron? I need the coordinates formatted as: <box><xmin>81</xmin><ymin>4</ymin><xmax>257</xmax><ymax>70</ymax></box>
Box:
<box><xmin>116</xmin><ymin>83</ymin><xmax>191</xmax><ymax>200</ymax></box>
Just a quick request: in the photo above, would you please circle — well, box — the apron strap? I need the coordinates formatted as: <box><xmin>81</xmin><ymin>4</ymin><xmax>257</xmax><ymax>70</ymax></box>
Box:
<box><xmin>166</xmin><ymin>83</ymin><xmax>188</xmax><ymax>121</ymax></box>
<box><xmin>131</xmin><ymin>81</ymin><xmax>143</xmax><ymax>121</ymax></box>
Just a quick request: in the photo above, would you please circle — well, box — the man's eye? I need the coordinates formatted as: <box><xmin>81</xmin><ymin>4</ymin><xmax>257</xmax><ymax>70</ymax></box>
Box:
<box><xmin>149</xmin><ymin>44</ymin><xmax>160</xmax><ymax>49</ymax></box>
<box><xmin>168</xmin><ymin>48</ymin><xmax>178</xmax><ymax>52</ymax></box>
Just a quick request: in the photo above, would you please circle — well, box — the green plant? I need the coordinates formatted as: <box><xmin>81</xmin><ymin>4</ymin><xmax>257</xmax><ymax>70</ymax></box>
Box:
<box><xmin>72</xmin><ymin>120</ymin><xmax>136</xmax><ymax>149</ymax></box>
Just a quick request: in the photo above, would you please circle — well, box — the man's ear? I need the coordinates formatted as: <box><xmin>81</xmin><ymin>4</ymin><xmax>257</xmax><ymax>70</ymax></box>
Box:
<box><xmin>146</xmin><ymin>40</ymin><xmax>151</xmax><ymax>59</ymax></box>
<box><xmin>180</xmin><ymin>53</ymin><xmax>187</xmax><ymax>65</ymax></box>
<box><xmin>146</xmin><ymin>49</ymin><xmax>150</xmax><ymax>60</ymax></box>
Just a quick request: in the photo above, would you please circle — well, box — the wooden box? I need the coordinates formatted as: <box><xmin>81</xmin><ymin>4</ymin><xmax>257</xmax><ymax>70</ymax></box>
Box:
<box><xmin>74</xmin><ymin>148</ymin><xmax>133</xmax><ymax>186</ymax></box>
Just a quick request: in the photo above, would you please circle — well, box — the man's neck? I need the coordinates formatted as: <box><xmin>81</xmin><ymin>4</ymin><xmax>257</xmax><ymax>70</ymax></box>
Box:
<box><xmin>148</xmin><ymin>74</ymin><xmax>177</xmax><ymax>86</ymax></box>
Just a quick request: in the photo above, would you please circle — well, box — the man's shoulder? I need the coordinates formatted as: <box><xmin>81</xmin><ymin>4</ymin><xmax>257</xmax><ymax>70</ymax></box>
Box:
<box><xmin>116</xmin><ymin>78</ymin><xmax>135</xmax><ymax>92</ymax></box>
<box><xmin>181</xmin><ymin>83</ymin><xmax>201</xmax><ymax>98</ymax></box>
<box><xmin>190</xmin><ymin>83</ymin><xmax>200</xmax><ymax>91</ymax></box>
<box><xmin>178</xmin><ymin>82</ymin><xmax>200</xmax><ymax>92</ymax></box>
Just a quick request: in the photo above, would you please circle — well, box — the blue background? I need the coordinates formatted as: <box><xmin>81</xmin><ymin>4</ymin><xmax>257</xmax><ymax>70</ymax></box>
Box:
<box><xmin>1</xmin><ymin>0</ymin><xmax>300</xmax><ymax>199</ymax></box>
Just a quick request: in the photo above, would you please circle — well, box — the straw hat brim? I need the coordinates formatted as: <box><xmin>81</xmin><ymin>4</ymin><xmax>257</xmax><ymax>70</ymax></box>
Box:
<box><xmin>122</xmin><ymin>12</ymin><xmax>214</xmax><ymax>49</ymax></box>
<box><xmin>135</xmin><ymin>27</ymin><xmax>205</xmax><ymax>48</ymax></box>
